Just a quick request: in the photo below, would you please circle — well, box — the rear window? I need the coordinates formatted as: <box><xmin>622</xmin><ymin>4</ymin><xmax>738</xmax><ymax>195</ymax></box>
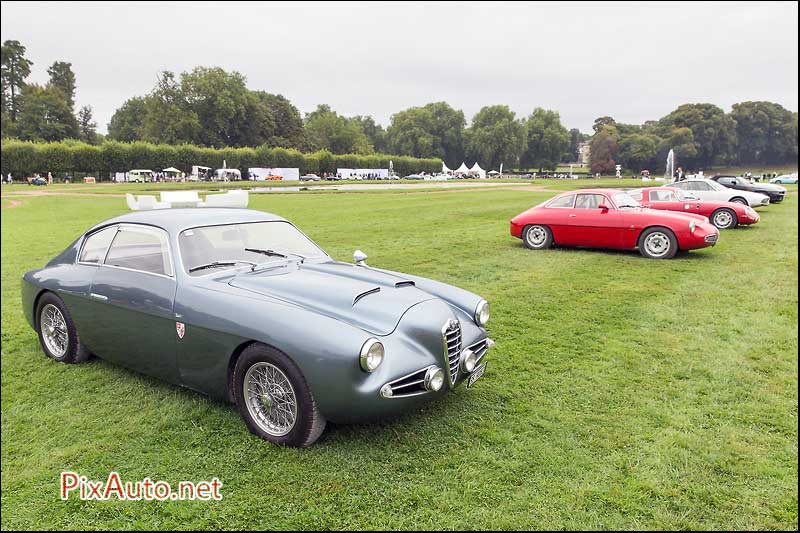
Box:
<box><xmin>105</xmin><ymin>226</ymin><xmax>173</xmax><ymax>276</ymax></box>
<box><xmin>79</xmin><ymin>226</ymin><xmax>117</xmax><ymax>264</ymax></box>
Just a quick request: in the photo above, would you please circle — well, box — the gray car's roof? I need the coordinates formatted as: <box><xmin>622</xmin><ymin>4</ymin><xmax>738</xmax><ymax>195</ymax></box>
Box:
<box><xmin>91</xmin><ymin>208</ymin><xmax>287</xmax><ymax>234</ymax></box>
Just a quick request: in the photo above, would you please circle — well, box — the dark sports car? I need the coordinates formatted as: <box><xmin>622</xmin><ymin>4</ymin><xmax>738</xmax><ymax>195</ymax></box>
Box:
<box><xmin>710</xmin><ymin>175</ymin><xmax>786</xmax><ymax>203</ymax></box>
<box><xmin>21</xmin><ymin>208</ymin><xmax>493</xmax><ymax>447</ymax></box>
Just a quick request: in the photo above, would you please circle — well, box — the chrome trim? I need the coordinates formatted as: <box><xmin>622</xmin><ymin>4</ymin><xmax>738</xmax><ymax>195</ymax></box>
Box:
<box><xmin>89</xmin><ymin>293</ymin><xmax>108</xmax><ymax>301</ymax></box>
<box><xmin>380</xmin><ymin>365</ymin><xmax>438</xmax><ymax>399</ymax></box>
<box><xmin>353</xmin><ymin>287</ymin><xmax>380</xmax><ymax>306</ymax></box>
<box><xmin>442</xmin><ymin>319</ymin><xmax>462</xmax><ymax>388</ymax></box>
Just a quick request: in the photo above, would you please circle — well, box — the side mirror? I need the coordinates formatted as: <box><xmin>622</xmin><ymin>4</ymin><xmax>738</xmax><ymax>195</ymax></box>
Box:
<box><xmin>598</xmin><ymin>204</ymin><xmax>609</xmax><ymax>211</ymax></box>
<box><xmin>353</xmin><ymin>249</ymin><xmax>368</xmax><ymax>266</ymax></box>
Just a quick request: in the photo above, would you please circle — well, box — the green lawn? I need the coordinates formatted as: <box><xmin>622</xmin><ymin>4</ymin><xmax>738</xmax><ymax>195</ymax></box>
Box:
<box><xmin>1</xmin><ymin>186</ymin><xmax>797</xmax><ymax>529</ymax></box>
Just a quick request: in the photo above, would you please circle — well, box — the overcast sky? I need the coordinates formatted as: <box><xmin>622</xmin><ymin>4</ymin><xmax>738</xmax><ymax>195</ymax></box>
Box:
<box><xmin>1</xmin><ymin>1</ymin><xmax>797</xmax><ymax>133</ymax></box>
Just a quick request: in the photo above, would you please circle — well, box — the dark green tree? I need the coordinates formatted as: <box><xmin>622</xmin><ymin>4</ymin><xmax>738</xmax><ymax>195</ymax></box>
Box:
<box><xmin>521</xmin><ymin>108</ymin><xmax>570</xmax><ymax>170</ymax></box>
<box><xmin>657</xmin><ymin>103</ymin><xmax>736</xmax><ymax>168</ymax></box>
<box><xmin>351</xmin><ymin>115</ymin><xmax>387</xmax><ymax>153</ymax></box>
<box><xmin>47</xmin><ymin>61</ymin><xmax>76</xmax><ymax>111</ymax></box>
<box><xmin>1</xmin><ymin>40</ymin><xmax>33</xmax><ymax>121</ymax></box>
<box><xmin>77</xmin><ymin>105</ymin><xmax>97</xmax><ymax>144</ymax></box>
<box><xmin>730</xmin><ymin>101</ymin><xmax>798</xmax><ymax>164</ymax></box>
<box><xmin>465</xmin><ymin>105</ymin><xmax>526</xmax><ymax>170</ymax></box>
<box><xmin>107</xmin><ymin>96</ymin><xmax>148</xmax><ymax>141</ymax></box>
<box><xmin>303</xmin><ymin>104</ymin><xmax>371</xmax><ymax>154</ymax></box>
<box><xmin>387</xmin><ymin>102</ymin><xmax>465</xmax><ymax>165</ymax></box>
<box><xmin>617</xmin><ymin>133</ymin><xmax>659</xmax><ymax>171</ymax></box>
<box><xmin>15</xmin><ymin>84</ymin><xmax>79</xmax><ymax>141</ymax></box>
<box><xmin>589</xmin><ymin>124</ymin><xmax>619</xmax><ymax>175</ymax></box>
<box><xmin>253</xmin><ymin>91</ymin><xmax>304</xmax><ymax>148</ymax></box>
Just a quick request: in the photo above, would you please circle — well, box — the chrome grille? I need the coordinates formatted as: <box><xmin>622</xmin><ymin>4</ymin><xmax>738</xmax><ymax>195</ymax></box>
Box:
<box><xmin>443</xmin><ymin>320</ymin><xmax>462</xmax><ymax>385</ymax></box>
<box><xmin>384</xmin><ymin>366</ymin><xmax>431</xmax><ymax>398</ymax></box>
<box><xmin>468</xmin><ymin>338</ymin><xmax>489</xmax><ymax>365</ymax></box>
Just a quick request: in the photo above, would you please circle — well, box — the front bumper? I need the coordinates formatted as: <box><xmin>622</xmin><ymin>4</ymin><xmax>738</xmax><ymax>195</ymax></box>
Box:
<box><xmin>681</xmin><ymin>224</ymin><xmax>719</xmax><ymax>249</ymax></box>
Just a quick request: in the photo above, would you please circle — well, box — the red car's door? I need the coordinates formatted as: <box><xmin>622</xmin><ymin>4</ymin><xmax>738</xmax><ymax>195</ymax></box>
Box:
<box><xmin>570</xmin><ymin>193</ymin><xmax>625</xmax><ymax>248</ymax></box>
<box><xmin>647</xmin><ymin>189</ymin><xmax>704</xmax><ymax>215</ymax></box>
<box><xmin>543</xmin><ymin>193</ymin><xmax>580</xmax><ymax>245</ymax></box>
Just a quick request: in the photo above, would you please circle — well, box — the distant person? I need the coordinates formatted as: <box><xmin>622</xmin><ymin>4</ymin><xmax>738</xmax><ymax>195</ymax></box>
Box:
<box><xmin>47</xmin><ymin>171</ymin><xmax>53</xmax><ymax>184</ymax></box>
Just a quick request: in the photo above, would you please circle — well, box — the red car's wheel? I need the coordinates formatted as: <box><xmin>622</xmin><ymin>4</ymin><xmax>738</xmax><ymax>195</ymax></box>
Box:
<box><xmin>638</xmin><ymin>227</ymin><xmax>678</xmax><ymax>259</ymax></box>
<box><xmin>523</xmin><ymin>225</ymin><xmax>553</xmax><ymax>250</ymax></box>
<box><xmin>710</xmin><ymin>208</ymin><xmax>738</xmax><ymax>229</ymax></box>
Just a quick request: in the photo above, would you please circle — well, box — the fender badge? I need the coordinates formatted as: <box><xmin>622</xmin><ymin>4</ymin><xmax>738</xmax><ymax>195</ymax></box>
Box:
<box><xmin>176</xmin><ymin>321</ymin><xmax>186</xmax><ymax>339</ymax></box>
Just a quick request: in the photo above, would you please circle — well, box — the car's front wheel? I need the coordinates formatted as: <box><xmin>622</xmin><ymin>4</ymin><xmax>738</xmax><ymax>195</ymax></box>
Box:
<box><xmin>233</xmin><ymin>343</ymin><xmax>326</xmax><ymax>447</ymax></box>
<box><xmin>523</xmin><ymin>224</ymin><xmax>553</xmax><ymax>250</ymax></box>
<box><xmin>710</xmin><ymin>208</ymin><xmax>738</xmax><ymax>229</ymax></box>
<box><xmin>638</xmin><ymin>227</ymin><xmax>678</xmax><ymax>259</ymax></box>
<box><xmin>36</xmin><ymin>292</ymin><xmax>90</xmax><ymax>363</ymax></box>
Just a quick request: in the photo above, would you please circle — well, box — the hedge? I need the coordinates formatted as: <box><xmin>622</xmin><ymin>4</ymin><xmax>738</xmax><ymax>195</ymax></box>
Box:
<box><xmin>0</xmin><ymin>139</ymin><xmax>442</xmax><ymax>179</ymax></box>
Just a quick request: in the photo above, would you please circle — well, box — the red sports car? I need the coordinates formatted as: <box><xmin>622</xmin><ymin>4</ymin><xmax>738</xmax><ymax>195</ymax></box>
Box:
<box><xmin>629</xmin><ymin>187</ymin><xmax>759</xmax><ymax>230</ymax></box>
<box><xmin>510</xmin><ymin>189</ymin><xmax>720</xmax><ymax>259</ymax></box>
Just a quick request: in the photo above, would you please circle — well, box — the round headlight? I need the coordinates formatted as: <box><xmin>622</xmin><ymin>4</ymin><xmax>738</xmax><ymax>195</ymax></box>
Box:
<box><xmin>461</xmin><ymin>348</ymin><xmax>477</xmax><ymax>373</ymax></box>
<box><xmin>359</xmin><ymin>338</ymin><xmax>384</xmax><ymax>372</ymax></box>
<box><xmin>424</xmin><ymin>367</ymin><xmax>445</xmax><ymax>392</ymax></box>
<box><xmin>475</xmin><ymin>300</ymin><xmax>490</xmax><ymax>327</ymax></box>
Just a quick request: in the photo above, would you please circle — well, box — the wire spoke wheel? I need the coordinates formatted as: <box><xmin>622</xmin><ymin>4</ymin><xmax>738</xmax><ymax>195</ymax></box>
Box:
<box><xmin>40</xmin><ymin>303</ymin><xmax>68</xmax><ymax>357</ymax></box>
<box><xmin>243</xmin><ymin>362</ymin><xmax>298</xmax><ymax>437</ymax></box>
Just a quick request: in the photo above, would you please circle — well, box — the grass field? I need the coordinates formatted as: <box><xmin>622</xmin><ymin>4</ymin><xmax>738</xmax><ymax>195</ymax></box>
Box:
<box><xmin>1</xmin><ymin>184</ymin><xmax>797</xmax><ymax>529</ymax></box>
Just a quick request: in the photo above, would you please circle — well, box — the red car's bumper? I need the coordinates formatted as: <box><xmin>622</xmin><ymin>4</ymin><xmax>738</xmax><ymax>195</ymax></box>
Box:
<box><xmin>739</xmin><ymin>211</ymin><xmax>760</xmax><ymax>225</ymax></box>
<box><xmin>510</xmin><ymin>220</ymin><xmax>524</xmax><ymax>239</ymax></box>
<box><xmin>678</xmin><ymin>223</ymin><xmax>719</xmax><ymax>250</ymax></box>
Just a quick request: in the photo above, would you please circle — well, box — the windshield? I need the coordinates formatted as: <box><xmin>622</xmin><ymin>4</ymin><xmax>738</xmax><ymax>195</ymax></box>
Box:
<box><xmin>612</xmin><ymin>192</ymin><xmax>640</xmax><ymax>209</ymax></box>
<box><xmin>179</xmin><ymin>221</ymin><xmax>327</xmax><ymax>275</ymax></box>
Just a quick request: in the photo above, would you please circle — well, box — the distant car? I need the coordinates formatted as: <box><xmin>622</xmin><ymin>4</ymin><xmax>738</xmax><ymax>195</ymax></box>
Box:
<box><xmin>669</xmin><ymin>179</ymin><xmax>770</xmax><ymax>207</ymax></box>
<box><xmin>21</xmin><ymin>208</ymin><xmax>493</xmax><ymax>447</ymax></box>
<box><xmin>28</xmin><ymin>177</ymin><xmax>47</xmax><ymax>186</ymax></box>
<box><xmin>404</xmin><ymin>174</ymin><xmax>424</xmax><ymax>180</ymax></box>
<box><xmin>710</xmin><ymin>175</ymin><xmax>786</xmax><ymax>203</ymax></box>
<box><xmin>630</xmin><ymin>187</ymin><xmax>760</xmax><ymax>229</ymax></box>
<box><xmin>264</xmin><ymin>174</ymin><xmax>282</xmax><ymax>181</ymax></box>
<box><xmin>510</xmin><ymin>189</ymin><xmax>719</xmax><ymax>259</ymax></box>
<box><xmin>300</xmin><ymin>174</ymin><xmax>321</xmax><ymax>182</ymax></box>
<box><xmin>770</xmin><ymin>173</ymin><xmax>798</xmax><ymax>185</ymax></box>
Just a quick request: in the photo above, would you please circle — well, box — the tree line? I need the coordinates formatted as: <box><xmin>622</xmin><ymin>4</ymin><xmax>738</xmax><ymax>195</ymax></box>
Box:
<box><xmin>2</xmin><ymin>39</ymin><xmax>797</xmax><ymax>173</ymax></box>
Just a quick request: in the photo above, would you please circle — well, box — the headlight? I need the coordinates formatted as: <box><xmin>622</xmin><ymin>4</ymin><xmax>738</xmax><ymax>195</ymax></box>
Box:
<box><xmin>689</xmin><ymin>220</ymin><xmax>696</xmax><ymax>233</ymax></box>
<box><xmin>359</xmin><ymin>338</ymin><xmax>384</xmax><ymax>372</ymax></box>
<box><xmin>424</xmin><ymin>367</ymin><xmax>445</xmax><ymax>392</ymax></box>
<box><xmin>475</xmin><ymin>300</ymin><xmax>490</xmax><ymax>327</ymax></box>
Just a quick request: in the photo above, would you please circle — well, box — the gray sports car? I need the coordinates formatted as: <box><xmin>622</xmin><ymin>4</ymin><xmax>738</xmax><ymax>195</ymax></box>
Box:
<box><xmin>21</xmin><ymin>208</ymin><xmax>493</xmax><ymax>447</ymax></box>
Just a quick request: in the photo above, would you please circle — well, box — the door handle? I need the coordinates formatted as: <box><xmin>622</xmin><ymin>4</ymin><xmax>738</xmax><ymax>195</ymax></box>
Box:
<box><xmin>90</xmin><ymin>292</ymin><xmax>108</xmax><ymax>301</ymax></box>
<box><xmin>568</xmin><ymin>214</ymin><xmax>577</xmax><ymax>217</ymax></box>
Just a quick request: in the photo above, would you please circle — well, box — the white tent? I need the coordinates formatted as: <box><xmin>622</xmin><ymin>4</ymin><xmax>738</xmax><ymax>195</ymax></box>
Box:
<box><xmin>455</xmin><ymin>162</ymin><xmax>470</xmax><ymax>174</ymax></box>
<box><xmin>162</xmin><ymin>167</ymin><xmax>181</xmax><ymax>173</ymax></box>
<box><xmin>469</xmin><ymin>162</ymin><xmax>486</xmax><ymax>179</ymax></box>
<box><xmin>442</xmin><ymin>162</ymin><xmax>453</xmax><ymax>173</ymax></box>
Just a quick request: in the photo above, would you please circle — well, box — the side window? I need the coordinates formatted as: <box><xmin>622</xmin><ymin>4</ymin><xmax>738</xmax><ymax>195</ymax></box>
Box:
<box><xmin>547</xmin><ymin>194</ymin><xmax>575</xmax><ymax>208</ymax></box>
<box><xmin>694</xmin><ymin>181</ymin><xmax>711</xmax><ymax>191</ymax></box>
<box><xmin>649</xmin><ymin>190</ymin><xmax>676</xmax><ymax>202</ymax></box>
<box><xmin>628</xmin><ymin>190</ymin><xmax>643</xmax><ymax>202</ymax></box>
<box><xmin>672</xmin><ymin>181</ymin><xmax>687</xmax><ymax>190</ymax></box>
<box><xmin>105</xmin><ymin>226</ymin><xmax>173</xmax><ymax>276</ymax></box>
<box><xmin>79</xmin><ymin>226</ymin><xmax>117</xmax><ymax>264</ymax></box>
<box><xmin>575</xmin><ymin>194</ymin><xmax>607</xmax><ymax>209</ymax></box>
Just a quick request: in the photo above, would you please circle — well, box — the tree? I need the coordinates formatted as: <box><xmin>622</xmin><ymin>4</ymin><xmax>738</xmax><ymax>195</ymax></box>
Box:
<box><xmin>521</xmin><ymin>108</ymin><xmax>570</xmax><ymax>171</ymax></box>
<box><xmin>303</xmin><ymin>104</ymin><xmax>371</xmax><ymax>154</ymax></box>
<box><xmin>730</xmin><ymin>101</ymin><xmax>798</xmax><ymax>165</ymax></box>
<box><xmin>589</xmin><ymin>124</ymin><xmax>619</xmax><ymax>175</ymax></box>
<box><xmin>1</xmin><ymin>40</ymin><xmax>33</xmax><ymax>121</ymax></box>
<box><xmin>658</xmin><ymin>127</ymin><xmax>698</xmax><ymax>170</ymax></box>
<box><xmin>592</xmin><ymin>116</ymin><xmax>616</xmax><ymax>133</ymax></box>
<box><xmin>253</xmin><ymin>91</ymin><xmax>304</xmax><ymax>148</ymax></box>
<box><xmin>107</xmin><ymin>96</ymin><xmax>148</xmax><ymax>141</ymax></box>
<box><xmin>77</xmin><ymin>105</ymin><xmax>97</xmax><ymax>144</ymax></box>
<box><xmin>387</xmin><ymin>102</ymin><xmax>466</xmax><ymax>165</ymax></box>
<box><xmin>617</xmin><ymin>133</ymin><xmax>659</xmax><ymax>171</ymax></box>
<box><xmin>657</xmin><ymin>103</ymin><xmax>736</xmax><ymax>168</ymax></box>
<box><xmin>47</xmin><ymin>61</ymin><xmax>76</xmax><ymax>111</ymax></box>
<box><xmin>351</xmin><ymin>115</ymin><xmax>387</xmax><ymax>153</ymax></box>
<box><xmin>465</xmin><ymin>105</ymin><xmax>526</xmax><ymax>170</ymax></box>
<box><xmin>141</xmin><ymin>71</ymin><xmax>201</xmax><ymax>145</ymax></box>
<box><xmin>15</xmin><ymin>84</ymin><xmax>79</xmax><ymax>141</ymax></box>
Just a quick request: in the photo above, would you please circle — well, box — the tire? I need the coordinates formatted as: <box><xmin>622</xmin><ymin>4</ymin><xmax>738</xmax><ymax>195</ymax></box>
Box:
<box><xmin>233</xmin><ymin>343</ymin><xmax>326</xmax><ymax>448</ymax></box>
<box><xmin>35</xmin><ymin>292</ymin><xmax>90</xmax><ymax>363</ymax></box>
<box><xmin>638</xmin><ymin>227</ymin><xmax>678</xmax><ymax>259</ymax></box>
<box><xmin>730</xmin><ymin>197</ymin><xmax>748</xmax><ymax>205</ymax></box>
<box><xmin>522</xmin><ymin>224</ymin><xmax>553</xmax><ymax>250</ymax></box>
<box><xmin>710</xmin><ymin>208</ymin><xmax>738</xmax><ymax>229</ymax></box>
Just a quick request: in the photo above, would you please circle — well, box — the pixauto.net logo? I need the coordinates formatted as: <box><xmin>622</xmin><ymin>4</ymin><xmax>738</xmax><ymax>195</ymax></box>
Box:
<box><xmin>60</xmin><ymin>472</ymin><xmax>223</xmax><ymax>501</ymax></box>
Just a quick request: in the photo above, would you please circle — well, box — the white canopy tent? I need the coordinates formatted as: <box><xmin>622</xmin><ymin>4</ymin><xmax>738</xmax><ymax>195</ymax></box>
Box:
<box><xmin>163</xmin><ymin>167</ymin><xmax>181</xmax><ymax>173</ymax></box>
<box><xmin>442</xmin><ymin>162</ymin><xmax>453</xmax><ymax>173</ymax></box>
<box><xmin>469</xmin><ymin>162</ymin><xmax>486</xmax><ymax>179</ymax></box>
<box><xmin>455</xmin><ymin>162</ymin><xmax>470</xmax><ymax>174</ymax></box>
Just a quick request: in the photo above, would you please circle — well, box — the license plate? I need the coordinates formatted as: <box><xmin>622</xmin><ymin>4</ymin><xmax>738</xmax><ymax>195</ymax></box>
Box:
<box><xmin>467</xmin><ymin>362</ymin><xmax>487</xmax><ymax>388</ymax></box>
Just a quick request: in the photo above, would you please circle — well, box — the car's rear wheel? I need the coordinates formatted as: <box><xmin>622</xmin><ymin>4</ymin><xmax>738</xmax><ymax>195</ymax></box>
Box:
<box><xmin>638</xmin><ymin>227</ymin><xmax>678</xmax><ymax>259</ymax></box>
<box><xmin>234</xmin><ymin>343</ymin><xmax>326</xmax><ymax>448</ymax></box>
<box><xmin>730</xmin><ymin>197</ymin><xmax>748</xmax><ymax>205</ymax></box>
<box><xmin>523</xmin><ymin>224</ymin><xmax>553</xmax><ymax>250</ymax></box>
<box><xmin>36</xmin><ymin>292</ymin><xmax>90</xmax><ymax>363</ymax></box>
<box><xmin>710</xmin><ymin>208</ymin><xmax>738</xmax><ymax>229</ymax></box>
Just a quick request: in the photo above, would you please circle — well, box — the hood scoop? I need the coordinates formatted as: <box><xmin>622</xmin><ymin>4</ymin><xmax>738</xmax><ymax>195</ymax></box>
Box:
<box><xmin>395</xmin><ymin>280</ymin><xmax>415</xmax><ymax>288</ymax></box>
